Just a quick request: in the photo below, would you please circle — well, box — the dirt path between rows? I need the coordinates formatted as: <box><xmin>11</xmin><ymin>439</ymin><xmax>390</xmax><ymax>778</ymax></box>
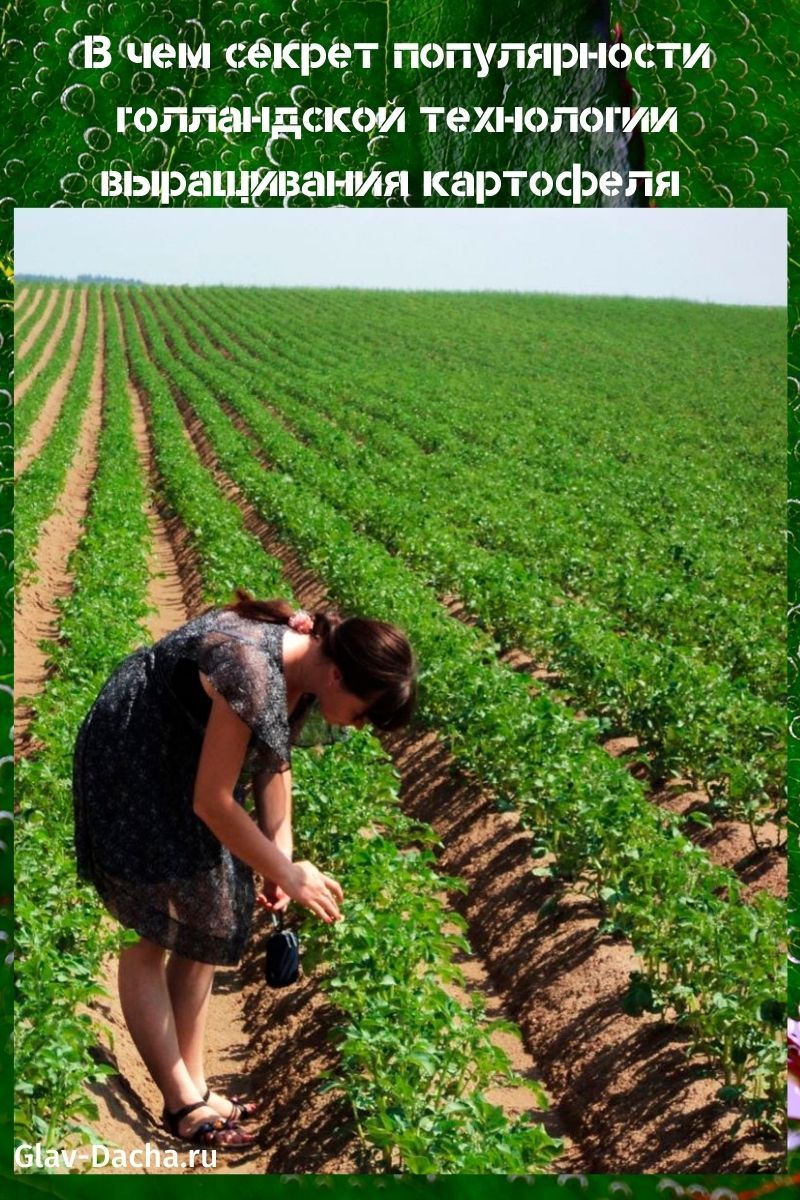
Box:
<box><xmin>16</xmin><ymin>285</ymin><xmax>30</xmax><ymax>309</ymax></box>
<box><xmin>14</xmin><ymin>303</ymin><xmax>105</xmax><ymax>752</ymax></box>
<box><xmin>14</xmin><ymin>286</ymin><xmax>41</xmax><ymax>335</ymax></box>
<box><xmin>15</xmin><ymin>288</ymin><xmax>75</xmax><ymax>407</ymax></box>
<box><xmin>162</xmin><ymin>359</ymin><xmax>782</xmax><ymax>1173</ymax></box>
<box><xmin>16</xmin><ymin>291</ymin><xmax>88</xmax><ymax>476</ymax></box>
<box><xmin>15</xmin><ymin>288</ymin><xmax>60</xmax><ymax>377</ymax></box>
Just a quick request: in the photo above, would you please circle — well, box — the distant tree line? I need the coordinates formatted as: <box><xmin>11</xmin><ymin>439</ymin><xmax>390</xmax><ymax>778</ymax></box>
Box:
<box><xmin>17</xmin><ymin>273</ymin><xmax>145</xmax><ymax>285</ymax></box>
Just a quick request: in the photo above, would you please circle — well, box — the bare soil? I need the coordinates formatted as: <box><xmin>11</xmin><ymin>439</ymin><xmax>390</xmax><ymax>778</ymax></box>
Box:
<box><xmin>14</xmin><ymin>301</ymin><xmax>105</xmax><ymax>752</ymax></box>
<box><xmin>16</xmin><ymin>284</ymin><xmax>31</xmax><ymax>309</ymax></box>
<box><xmin>15</xmin><ymin>288</ymin><xmax>76</xmax><ymax>407</ymax></box>
<box><xmin>16</xmin><ymin>291</ymin><xmax>88</xmax><ymax>476</ymax></box>
<box><xmin>15</xmin><ymin>287</ymin><xmax>60</xmax><ymax>375</ymax></box>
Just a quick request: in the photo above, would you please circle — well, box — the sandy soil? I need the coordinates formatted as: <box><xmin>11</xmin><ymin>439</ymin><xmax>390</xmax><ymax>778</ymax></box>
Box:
<box><xmin>16</xmin><ymin>284</ymin><xmax>30</xmax><ymax>309</ymax></box>
<box><xmin>14</xmin><ymin>301</ymin><xmax>105</xmax><ymax>752</ymax></box>
<box><xmin>15</xmin><ymin>287</ymin><xmax>60</xmax><ymax>375</ymax></box>
<box><xmin>15</xmin><ymin>288</ymin><xmax>76</xmax><ymax>407</ymax></box>
<box><xmin>16</xmin><ymin>291</ymin><xmax>88</xmax><ymax>476</ymax></box>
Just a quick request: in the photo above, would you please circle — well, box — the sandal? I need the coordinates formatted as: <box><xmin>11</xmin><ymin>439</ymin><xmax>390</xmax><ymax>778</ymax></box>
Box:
<box><xmin>163</xmin><ymin>1099</ymin><xmax>254</xmax><ymax>1147</ymax></box>
<box><xmin>203</xmin><ymin>1087</ymin><xmax>261</xmax><ymax>1123</ymax></box>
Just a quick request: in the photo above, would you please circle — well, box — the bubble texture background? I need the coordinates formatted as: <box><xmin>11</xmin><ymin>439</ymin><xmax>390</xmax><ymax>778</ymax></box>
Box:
<box><xmin>1</xmin><ymin>0</ymin><xmax>797</xmax><ymax>1191</ymax></box>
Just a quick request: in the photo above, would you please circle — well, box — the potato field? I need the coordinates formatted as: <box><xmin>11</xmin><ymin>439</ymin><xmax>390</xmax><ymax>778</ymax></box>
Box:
<box><xmin>13</xmin><ymin>282</ymin><xmax>786</xmax><ymax>1174</ymax></box>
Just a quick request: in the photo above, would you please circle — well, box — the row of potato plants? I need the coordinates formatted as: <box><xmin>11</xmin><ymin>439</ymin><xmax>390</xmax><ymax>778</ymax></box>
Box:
<box><xmin>14</xmin><ymin>287</ymin><xmax>70</xmax><ymax>390</ymax></box>
<box><xmin>292</xmin><ymin>736</ymin><xmax>561</xmax><ymax>1172</ymax></box>
<box><xmin>170</xmin><ymin>288</ymin><xmax>782</xmax><ymax>831</ymax></box>
<box><xmin>16</xmin><ymin>288</ymin><xmax>84</xmax><ymax>453</ymax></box>
<box><xmin>105</xmin><ymin>288</ymin><xmax>562</xmax><ymax>1173</ymax></box>
<box><xmin>15</xmin><ymin>292</ymin><xmax>154</xmax><ymax>1150</ymax></box>
<box><xmin>13</xmin><ymin>285</ymin><xmax>52</xmax><ymax>350</ymax></box>
<box><xmin>128</xmin><ymin>287</ymin><xmax>785</xmax><ymax>1127</ymax></box>
<box><xmin>15</xmin><ymin>288</ymin><xmax>100</xmax><ymax>587</ymax></box>
<box><xmin>190</xmin><ymin>286</ymin><xmax>783</xmax><ymax>704</ymax></box>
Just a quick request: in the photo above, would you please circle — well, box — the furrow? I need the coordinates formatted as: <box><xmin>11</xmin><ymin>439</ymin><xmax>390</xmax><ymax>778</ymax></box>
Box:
<box><xmin>15</xmin><ymin>287</ymin><xmax>75</xmax><ymax>404</ymax></box>
<box><xmin>13</xmin><ymin>285</ymin><xmax>43</xmax><ymax>340</ymax></box>
<box><xmin>14</xmin><ymin>299</ymin><xmax>105</xmax><ymax>749</ymax></box>
<box><xmin>15</xmin><ymin>290</ymin><xmax>88</xmax><ymax>477</ymax></box>
<box><xmin>15</xmin><ymin>286</ymin><xmax>60</xmax><ymax>371</ymax></box>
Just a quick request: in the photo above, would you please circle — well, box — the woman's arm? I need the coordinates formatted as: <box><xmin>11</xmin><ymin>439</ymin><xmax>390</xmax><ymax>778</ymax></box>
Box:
<box><xmin>253</xmin><ymin>768</ymin><xmax>293</xmax><ymax>911</ymax></box>
<box><xmin>193</xmin><ymin>686</ymin><xmax>342</xmax><ymax>922</ymax></box>
<box><xmin>253</xmin><ymin>768</ymin><xmax>293</xmax><ymax>860</ymax></box>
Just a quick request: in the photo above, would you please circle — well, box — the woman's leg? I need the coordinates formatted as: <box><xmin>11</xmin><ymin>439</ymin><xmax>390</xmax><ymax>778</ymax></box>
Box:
<box><xmin>166</xmin><ymin>952</ymin><xmax>252</xmax><ymax>1122</ymax></box>
<box><xmin>118</xmin><ymin>937</ymin><xmax>253</xmax><ymax>1143</ymax></box>
<box><xmin>165</xmin><ymin>951</ymin><xmax>214</xmax><ymax>1095</ymax></box>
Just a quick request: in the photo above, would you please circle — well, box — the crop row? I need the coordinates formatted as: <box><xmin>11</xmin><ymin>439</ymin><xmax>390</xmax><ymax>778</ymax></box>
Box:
<box><xmin>15</xmin><ymin>288</ymin><xmax>70</xmax><ymax>390</ymax></box>
<box><xmin>16</xmin><ymin>291</ymin><xmax>153</xmax><ymax>1149</ymax></box>
<box><xmin>16</xmin><ymin>289</ymin><xmax>85</xmax><ymax>454</ymax></box>
<box><xmin>167</xmin><ymin>287</ymin><xmax>783</xmax><ymax>827</ymax></box>
<box><xmin>191</xmin><ymin>285</ymin><xmax>783</xmax><ymax>702</ymax></box>
<box><xmin>15</xmin><ymin>289</ymin><xmax>100</xmax><ymax>587</ymax></box>
<box><xmin>108</xmin><ymin>288</ymin><xmax>563</xmax><ymax>1172</ymax></box>
<box><xmin>127</xmin><ymin>286</ymin><xmax>785</xmax><ymax>1124</ymax></box>
<box><xmin>13</xmin><ymin>286</ymin><xmax>48</xmax><ymax>344</ymax></box>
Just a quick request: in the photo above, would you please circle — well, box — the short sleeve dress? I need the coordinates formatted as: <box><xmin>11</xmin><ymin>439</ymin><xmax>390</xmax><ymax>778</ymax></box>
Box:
<box><xmin>72</xmin><ymin>609</ymin><xmax>313</xmax><ymax>966</ymax></box>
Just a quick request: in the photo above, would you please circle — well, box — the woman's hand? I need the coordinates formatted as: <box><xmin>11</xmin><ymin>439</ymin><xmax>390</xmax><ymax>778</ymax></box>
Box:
<box><xmin>281</xmin><ymin>860</ymin><xmax>344</xmax><ymax>923</ymax></box>
<box><xmin>257</xmin><ymin>881</ymin><xmax>291</xmax><ymax>913</ymax></box>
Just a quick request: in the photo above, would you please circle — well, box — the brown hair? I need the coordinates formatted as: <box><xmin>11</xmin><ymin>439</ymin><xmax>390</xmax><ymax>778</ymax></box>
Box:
<box><xmin>225</xmin><ymin>591</ymin><xmax>417</xmax><ymax>731</ymax></box>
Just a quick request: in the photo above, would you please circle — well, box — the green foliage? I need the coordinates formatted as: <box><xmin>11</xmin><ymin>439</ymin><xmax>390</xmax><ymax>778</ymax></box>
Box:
<box><xmin>15</xmin><ymin>289</ymin><xmax>101</xmax><ymax>587</ymax></box>
<box><xmin>16</xmin><ymin>289</ymin><xmax>84</xmax><ymax>452</ymax></box>
<box><xmin>129</xmin><ymin>282</ymin><xmax>785</xmax><ymax>1126</ymax></box>
<box><xmin>294</xmin><ymin>735</ymin><xmax>561</xmax><ymax>1172</ymax></box>
<box><xmin>170</xmin><ymin>284</ymin><xmax>784</xmax><ymax>826</ymax></box>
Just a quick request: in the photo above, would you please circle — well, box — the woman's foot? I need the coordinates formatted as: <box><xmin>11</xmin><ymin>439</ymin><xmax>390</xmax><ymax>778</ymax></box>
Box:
<box><xmin>164</xmin><ymin>1100</ymin><xmax>256</xmax><ymax>1147</ymax></box>
<box><xmin>203</xmin><ymin>1089</ymin><xmax>261</xmax><ymax>1124</ymax></box>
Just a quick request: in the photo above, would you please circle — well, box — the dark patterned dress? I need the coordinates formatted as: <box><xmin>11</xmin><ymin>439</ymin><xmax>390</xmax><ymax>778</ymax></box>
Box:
<box><xmin>73</xmin><ymin>610</ymin><xmax>311</xmax><ymax>966</ymax></box>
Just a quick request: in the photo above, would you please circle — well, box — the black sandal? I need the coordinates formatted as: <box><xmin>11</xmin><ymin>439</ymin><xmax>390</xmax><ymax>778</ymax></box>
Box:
<box><xmin>163</xmin><ymin>1100</ymin><xmax>252</xmax><ymax>1147</ymax></box>
<box><xmin>202</xmin><ymin>1088</ymin><xmax>260</xmax><ymax>1123</ymax></box>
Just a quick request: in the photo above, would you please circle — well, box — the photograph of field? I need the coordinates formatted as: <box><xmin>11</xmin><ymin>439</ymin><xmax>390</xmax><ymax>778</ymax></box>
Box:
<box><xmin>13</xmin><ymin>213</ymin><xmax>786</xmax><ymax>1175</ymax></box>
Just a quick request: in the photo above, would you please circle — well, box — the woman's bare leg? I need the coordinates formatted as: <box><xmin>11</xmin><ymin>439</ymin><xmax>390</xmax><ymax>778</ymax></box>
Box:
<box><xmin>165</xmin><ymin>952</ymin><xmax>214</xmax><ymax>1093</ymax></box>
<box><xmin>166</xmin><ymin>952</ymin><xmax>251</xmax><ymax>1122</ymax></box>
<box><xmin>118</xmin><ymin>938</ymin><xmax>253</xmax><ymax>1142</ymax></box>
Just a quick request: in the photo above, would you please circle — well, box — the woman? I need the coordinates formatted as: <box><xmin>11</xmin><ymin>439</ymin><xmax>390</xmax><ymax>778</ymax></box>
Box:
<box><xmin>73</xmin><ymin>593</ymin><xmax>417</xmax><ymax>1149</ymax></box>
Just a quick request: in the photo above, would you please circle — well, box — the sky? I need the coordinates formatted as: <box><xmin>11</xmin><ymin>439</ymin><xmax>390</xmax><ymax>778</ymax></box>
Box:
<box><xmin>15</xmin><ymin>208</ymin><xmax>786</xmax><ymax>306</ymax></box>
